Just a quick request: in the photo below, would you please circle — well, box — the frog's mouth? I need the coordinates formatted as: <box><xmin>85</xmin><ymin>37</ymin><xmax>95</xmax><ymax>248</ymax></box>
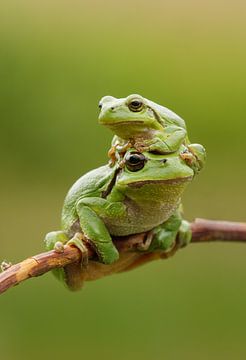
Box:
<box><xmin>127</xmin><ymin>176</ymin><xmax>193</xmax><ymax>188</ymax></box>
<box><xmin>103</xmin><ymin>120</ymin><xmax>145</xmax><ymax>126</ymax></box>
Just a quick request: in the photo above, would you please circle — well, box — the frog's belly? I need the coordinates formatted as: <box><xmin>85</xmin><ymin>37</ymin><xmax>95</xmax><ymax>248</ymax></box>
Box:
<box><xmin>104</xmin><ymin>180</ymin><xmax>190</xmax><ymax>236</ymax></box>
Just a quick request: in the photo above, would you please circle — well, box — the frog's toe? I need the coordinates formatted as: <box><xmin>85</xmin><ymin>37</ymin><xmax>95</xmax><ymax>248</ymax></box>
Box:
<box><xmin>180</xmin><ymin>151</ymin><xmax>193</xmax><ymax>162</ymax></box>
<box><xmin>137</xmin><ymin>230</ymin><xmax>154</xmax><ymax>251</ymax></box>
<box><xmin>54</xmin><ymin>241</ymin><xmax>65</xmax><ymax>253</ymax></box>
<box><xmin>67</xmin><ymin>233</ymin><xmax>89</xmax><ymax>267</ymax></box>
<box><xmin>1</xmin><ymin>260</ymin><xmax>12</xmax><ymax>272</ymax></box>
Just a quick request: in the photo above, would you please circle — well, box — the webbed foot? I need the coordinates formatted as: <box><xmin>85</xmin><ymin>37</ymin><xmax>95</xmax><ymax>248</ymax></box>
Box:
<box><xmin>67</xmin><ymin>232</ymin><xmax>89</xmax><ymax>267</ymax></box>
<box><xmin>54</xmin><ymin>241</ymin><xmax>65</xmax><ymax>253</ymax></box>
<box><xmin>45</xmin><ymin>230</ymin><xmax>68</xmax><ymax>251</ymax></box>
<box><xmin>180</xmin><ymin>144</ymin><xmax>206</xmax><ymax>174</ymax></box>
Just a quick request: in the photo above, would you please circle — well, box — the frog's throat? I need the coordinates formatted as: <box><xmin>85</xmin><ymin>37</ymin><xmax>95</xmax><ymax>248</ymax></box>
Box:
<box><xmin>126</xmin><ymin>176</ymin><xmax>193</xmax><ymax>188</ymax></box>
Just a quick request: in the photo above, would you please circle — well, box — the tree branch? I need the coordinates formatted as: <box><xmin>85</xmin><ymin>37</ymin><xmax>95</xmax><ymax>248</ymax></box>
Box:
<box><xmin>1</xmin><ymin>218</ymin><xmax>246</xmax><ymax>295</ymax></box>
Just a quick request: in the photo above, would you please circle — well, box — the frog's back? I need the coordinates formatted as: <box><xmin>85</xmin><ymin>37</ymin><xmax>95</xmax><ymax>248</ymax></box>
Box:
<box><xmin>147</xmin><ymin>98</ymin><xmax>186</xmax><ymax>129</ymax></box>
<box><xmin>61</xmin><ymin>164</ymin><xmax>114</xmax><ymax>230</ymax></box>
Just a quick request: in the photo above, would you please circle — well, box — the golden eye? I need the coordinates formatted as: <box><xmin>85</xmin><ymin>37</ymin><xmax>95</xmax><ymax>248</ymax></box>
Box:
<box><xmin>128</xmin><ymin>99</ymin><xmax>144</xmax><ymax>112</ymax></box>
<box><xmin>125</xmin><ymin>152</ymin><xmax>146</xmax><ymax>171</ymax></box>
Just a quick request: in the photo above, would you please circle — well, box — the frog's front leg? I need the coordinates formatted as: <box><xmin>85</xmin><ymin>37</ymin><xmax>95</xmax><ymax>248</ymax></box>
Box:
<box><xmin>147</xmin><ymin>127</ymin><xmax>187</xmax><ymax>154</ymax></box>
<box><xmin>75</xmin><ymin>197</ymin><xmax>126</xmax><ymax>264</ymax></box>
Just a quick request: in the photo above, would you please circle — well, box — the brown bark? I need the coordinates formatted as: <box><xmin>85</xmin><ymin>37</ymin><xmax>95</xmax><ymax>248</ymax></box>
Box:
<box><xmin>1</xmin><ymin>218</ymin><xmax>246</xmax><ymax>295</ymax></box>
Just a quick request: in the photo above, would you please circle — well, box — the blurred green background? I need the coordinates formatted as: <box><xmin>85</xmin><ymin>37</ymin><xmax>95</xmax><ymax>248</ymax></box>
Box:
<box><xmin>1</xmin><ymin>0</ymin><xmax>246</xmax><ymax>359</ymax></box>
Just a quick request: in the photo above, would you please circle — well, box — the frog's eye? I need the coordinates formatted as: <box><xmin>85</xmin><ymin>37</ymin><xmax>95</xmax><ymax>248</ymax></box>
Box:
<box><xmin>125</xmin><ymin>152</ymin><xmax>146</xmax><ymax>172</ymax></box>
<box><xmin>128</xmin><ymin>99</ymin><xmax>144</xmax><ymax>112</ymax></box>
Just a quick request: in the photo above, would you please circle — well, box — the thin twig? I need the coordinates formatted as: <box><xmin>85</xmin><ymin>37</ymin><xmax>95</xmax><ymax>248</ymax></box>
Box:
<box><xmin>1</xmin><ymin>218</ymin><xmax>246</xmax><ymax>295</ymax></box>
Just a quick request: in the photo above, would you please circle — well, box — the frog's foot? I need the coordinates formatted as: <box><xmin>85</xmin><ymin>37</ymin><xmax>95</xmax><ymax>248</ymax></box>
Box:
<box><xmin>133</xmin><ymin>140</ymin><xmax>149</xmax><ymax>153</ymax></box>
<box><xmin>44</xmin><ymin>230</ymin><xmax>69</xmax><ymax>283</ymax></box>
<box><xmin>177</xmin><ymin>220</ymin><xmax>192</xmax><ymax>248</ymax></box>
<box><xmin>135</xmin><ymin>225</ymin><xmax>180</xmax><ymax>260</ymax></box>
<box><xmin>180</xmin><ymin>144</ymin><xmax>206</xmax><ymax>174</ymax></box>
<box><xmin>137</xmin><ymin>227</ymin><xmax>177</xmax><ymax>254</ymax></box>
<box><xmin>108</xmin><ymin>145</ymin><xmax>117</xmax><ymax>166</ymax></box>
<box><xmin>137</xmin><ymin>230</ymin><xmax>154</xmax><ymax>251</ymax></box>
<box><xmin>150</xmin><ymin>229</ymin><xmax>177</xmax><ymax>252</ymax></box>
<box><xmin>160</xmin><ymin>241</ymin><xmax>179</xmax><ymax>259</ymax></box>
<box><xmin>116</xmin><ymin>140</ymin><xmax>133</xmax><ymax>154</ymax></box>
<box><xmin>67</xmin><ymin>232</ymin><xmax>89</xmax><ymax>267</ymax></box>
<box><xmin>180</xmin><ymin>148</ymin><xmax>194</xmax><ymax>163</ymax></box>
<box><xmin>44</xmin><ymin>230</ymin><xmax>69</xmax><ymax>251</ymax></box>
<box><xmin>188</xmin><ymin>143</ymin><xmax>206</xmax><ymax>171</ymax></box>
<box><xmin>1</xmin><ymin>260</ymin><xmax>12</xmax><ymax>272</ymax></box>
<box><xmin>145</xmin><ymin>212</ymin><xmax>183</xmax><ymax>253</ymax></box>
<box><xmin>54</xmin><ymin>241</ymin><xmax>65</xmax><ymax>253</ymax></box>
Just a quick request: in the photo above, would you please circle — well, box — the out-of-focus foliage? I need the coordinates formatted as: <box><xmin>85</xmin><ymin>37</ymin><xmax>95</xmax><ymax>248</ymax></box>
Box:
<box><xmin>1</xmin><ymin>1</ymin><xmax>246</xmax><ymax>359</ymax></box>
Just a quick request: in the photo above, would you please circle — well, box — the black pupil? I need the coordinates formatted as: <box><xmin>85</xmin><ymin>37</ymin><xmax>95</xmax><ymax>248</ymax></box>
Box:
<box><xmin>131</xmin><ymin>101</ymin><xmax>141</xmax><ymax>108</ymax></box>
<box><xmin>129</xmin><ymin>154</ymin><xmax>141</xmax><ymax>164</ymax></box>
<box><xmin>125</xmin><ymin>152</ymin><xmax>146</xmax><ymax>171</ymax></box>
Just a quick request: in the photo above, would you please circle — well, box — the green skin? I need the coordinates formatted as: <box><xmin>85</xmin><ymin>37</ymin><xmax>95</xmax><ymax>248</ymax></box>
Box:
<box><xmin>45</xmin><ymin>148</ymin><xmax>195</xmax><ymax>288</ymax></box>
<box><xmin>98</xmin><ymin>94</ymin><xmax>206</xmax><ymax>173</ymax></box>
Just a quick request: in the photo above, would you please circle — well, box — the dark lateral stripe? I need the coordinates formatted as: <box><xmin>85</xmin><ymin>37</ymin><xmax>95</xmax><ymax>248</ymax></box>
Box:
<box><xmin>101</xmin><ymin>167</ymin><xmax>122</xmax><ymax>198</ymax></box>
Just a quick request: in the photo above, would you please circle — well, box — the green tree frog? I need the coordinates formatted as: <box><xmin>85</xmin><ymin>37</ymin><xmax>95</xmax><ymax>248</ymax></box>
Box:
<box><xmin>45</xmin><ymin>147</ymin><xmax>197</xmax><ymax>290</ymax></box>
<box><xmin>98</xmin><ymin>94</ymin><xmax>206</xmax><ymax>173</ymax></box>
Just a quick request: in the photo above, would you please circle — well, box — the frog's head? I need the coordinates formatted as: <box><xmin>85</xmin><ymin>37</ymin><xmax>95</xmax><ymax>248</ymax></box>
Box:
<box><xmin>117</xmin><ymin>149</ymin><xmax>194</xmax><ymax>188</ymax></box>
<box><xmin>98</xmin><ymin>94</ymin><xmax>165</xmax><ymax>139</ymax></box>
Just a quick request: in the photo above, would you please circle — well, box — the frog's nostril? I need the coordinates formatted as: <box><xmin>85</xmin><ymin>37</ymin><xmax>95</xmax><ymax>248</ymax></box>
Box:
<box><xmin>111</xmin><ymin>107</ymin><xmax>115</xmax><ymax>110</ymax></box>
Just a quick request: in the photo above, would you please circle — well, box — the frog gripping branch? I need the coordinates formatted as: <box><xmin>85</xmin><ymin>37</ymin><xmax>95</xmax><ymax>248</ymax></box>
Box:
<box><xmin>1</xmin><ymin>94</ymin><xmax>246</xmax><ymax>295</ymax></box>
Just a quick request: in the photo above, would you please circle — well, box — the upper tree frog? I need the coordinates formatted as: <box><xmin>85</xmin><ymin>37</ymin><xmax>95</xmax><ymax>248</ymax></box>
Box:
<box><xmin>98</xmin><ymin>94</ymin><xmax>206</xmax><ymax>173</ymax></box>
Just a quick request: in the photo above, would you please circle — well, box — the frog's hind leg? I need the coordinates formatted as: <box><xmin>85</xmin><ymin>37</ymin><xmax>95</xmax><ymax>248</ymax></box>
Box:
<box><xmin>147</xmin><ymin>213</ymin><xmax>182</xmax><ymax>252</ymax></box>
<box><xmin>144</xmin><ymin>211</ymin><xmax>192</xmax><ymax>253</ymax></box>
